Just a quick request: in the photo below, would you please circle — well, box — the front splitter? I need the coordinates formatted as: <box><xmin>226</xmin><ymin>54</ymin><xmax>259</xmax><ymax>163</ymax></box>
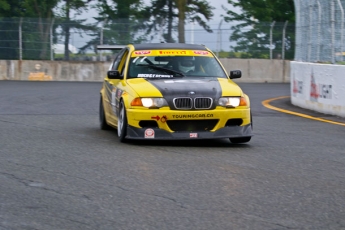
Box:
<box><xmin>126</xmin><ymin>124</ymin><xmax>253</xmax><ymax>140</ymax></box>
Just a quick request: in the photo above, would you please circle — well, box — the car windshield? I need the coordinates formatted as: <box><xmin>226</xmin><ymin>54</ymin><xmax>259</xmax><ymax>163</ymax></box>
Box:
<box><xmin>127</xmin><ymin>55</ymin><xmax>227</xmax><ymax>79</ymax></box>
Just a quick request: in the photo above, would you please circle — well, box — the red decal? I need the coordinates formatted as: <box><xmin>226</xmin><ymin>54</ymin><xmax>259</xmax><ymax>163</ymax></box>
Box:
<box><xmin>190</xmin><ymin>133</ymin><xmax>198</xmax><ymax>138</ymax></box>
<box><xmin>161</xmin><ymin>116</ymin><xmax>167</xmax><ymax>123</ymax></box>
<box><xmin>159</xmin><ymin>50</ymin><xmax>187</xmax><ymax>55</ymax></box>
<box><xmin>193</xmin><ymin>50</ymin><xmax>209</xmax><ymax>55</ymax></box>
<box><xmin>293</xmin><ymin>79</ymin><xmax>298</xmax><ymax>94</ymax></box>
<box><xmin>134</xmin><ymin>50</ymin><xmax>151</xmax><ymax>55</ymax></box>
<box><xmin>151</xmin><ymin>115</ymin><xmax>160</xmax><ymax>121</ymax></box>
<box><xmin>310</xmin><ymin>74</ymin><xmax>319</xmax><ymax>99</ymax></box>
<box><xmin>145</xmin><ymin>128</ymin><xmax>155</xmax><ymax>138</ymax></box>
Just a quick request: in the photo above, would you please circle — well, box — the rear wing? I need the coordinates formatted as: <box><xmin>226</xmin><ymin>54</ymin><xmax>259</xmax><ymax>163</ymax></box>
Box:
<box><xmin>97</xmin><ymin>45</ymin><xmax>126</xmax><ymax>50</ymax></box>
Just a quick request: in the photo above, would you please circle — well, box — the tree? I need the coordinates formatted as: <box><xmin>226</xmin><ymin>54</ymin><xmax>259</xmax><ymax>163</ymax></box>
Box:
<box><xmin>0</xmin><ymin>0</ymin><xmax>10</xmax><ymax>11</ymax></box>
<box><xmin>146</xmin><ymin>0</ymin><xmax>214</xmax><ymax>43</ymax></box>
<box><xmin>145</xmin><ymin>0</ymin><xmax>176</xmax><ymax>43</ymax></box>
<box><xmin>80</xmin><ymin>0</ymin><xmax>149</xmax><ymax>50</ymax></box>
<box><xmin>55</xmin><ymin>0</ymin><xmax>94</xmax><ymax>60</ymax></box>
<box><xmin>23</xmin><ymin>0</ymin><xmax>59</xmax><ymax>59</ymax></box>
<box><xmin>223</xmin><ymin>0</ymin><xmax>295</xmax><ymax>59</ymax></box>
<box><xmin>0</xmin><ymin>0</ymin><xmax>59</xmax><ymax>60</ymax></box>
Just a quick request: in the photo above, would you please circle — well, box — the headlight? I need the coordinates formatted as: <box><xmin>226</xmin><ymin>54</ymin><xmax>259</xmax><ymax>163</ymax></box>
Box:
<box><xmin>218</xmin><ymin>97</ymin><xmax>247</xmax><ymax>107</ymax></box>
<box><xmin>131</xmin><ymin>97</ymin><xmax>168</xmax><ymax>108</ymax></box>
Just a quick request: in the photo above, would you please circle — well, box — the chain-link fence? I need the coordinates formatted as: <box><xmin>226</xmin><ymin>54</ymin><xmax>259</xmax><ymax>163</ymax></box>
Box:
<box><xmin>0</xmin><ymin>17</ymin><xmax>295</xmax><ymax>61</ymax></box>
<box><xmin>294</xmin><ymin>0</ymin><xmax>345</xmax><ymax>63</ymax></box>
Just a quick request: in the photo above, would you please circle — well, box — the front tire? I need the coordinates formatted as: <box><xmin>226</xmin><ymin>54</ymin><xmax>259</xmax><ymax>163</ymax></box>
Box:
<box><xmin>117</xmin><ymin>101</ymin><xmax>128</xmax><ymax>142</ymax></box>
<box><xmin>100</xmin><ymin>96</ymin><xmax>111</xmax><ymax>130</ymax></box>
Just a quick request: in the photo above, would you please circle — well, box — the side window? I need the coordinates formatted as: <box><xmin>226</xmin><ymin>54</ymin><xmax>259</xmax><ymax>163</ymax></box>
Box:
<box><xmin>111</xmin><ymin>48</ymin><xmax>126</xmax><ymax>71</ymax></box>
<box><xmin>118</xmin><ymin>50</ymin><xmax>129</xmax><ymax>75</ymax></box>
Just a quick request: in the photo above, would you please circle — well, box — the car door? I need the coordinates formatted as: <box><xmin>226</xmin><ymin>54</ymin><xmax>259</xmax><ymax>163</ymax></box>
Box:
<box><xmin>104</xmin><ymin>48</ymin><xmax>130</xmax><ymax>125</ymax></box>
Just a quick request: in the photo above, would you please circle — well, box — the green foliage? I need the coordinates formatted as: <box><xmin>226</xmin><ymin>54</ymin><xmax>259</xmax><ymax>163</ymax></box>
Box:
<box><xmin>82</xmin><ymin>0</ymin><xmax>149</xmax><ymax>49</ymax></box>
<box><xmin>146</xmin><ymin>0</ymin><xmax>214</xmax><ymax>43</ymax></box>
<box><xmin>223</xmin><ymin>0</ymin><xmax>295</xmax><ymax>59</ymax></box>
<box><xmin>55</xmin><ymin>0</ymin><xmax>95</xmax><ymax>60</ymax></box>
<box><xmin>0</xmin><ymin>0</ymin><xmax>10</xmax><ymax>11</ymax></box>
<box><xmin>213</xmin><ymin>51</ymin><xmax>270</xmax><ymax>59</ymax></box>
<box><xmin>0</xmin><ymin>0</ymin><xmax>59</xmax><ymax>60</ymax></box>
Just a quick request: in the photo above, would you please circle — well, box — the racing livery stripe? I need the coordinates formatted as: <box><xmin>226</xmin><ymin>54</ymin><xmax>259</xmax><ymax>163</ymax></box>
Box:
<box><xmin>146</xmin><ymin>78</ymin><xmax>222</xmax><ymax>110</ymax></box>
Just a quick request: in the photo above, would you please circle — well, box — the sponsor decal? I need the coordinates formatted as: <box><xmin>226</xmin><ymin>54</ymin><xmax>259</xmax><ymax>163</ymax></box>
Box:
<box><xmin>190</xmin><ymin>133</ymin><xmax>198</xmax><ymax>138</ymax></box>
<box><xmin>159</xmin><ymin>50</ymin><xmax>187</xmax><ymax>55</ymax></box>
<box><xmin>293</xmin><ymin>78</ymin><xmax>303</xmax><ymax>95</ymax></box>
<box><xmin>172</xmin><ymin>114</ymin><xmax>213</xmax><ymax>119</ymax></box>
<box><xmin>28</xmin><ymin>72</ymin><xmax>52</xmax><ymax>81</ymax></box>
<box><xmin>144</xmin><ymin>128</ymin><xmax>155</xmax><ymax>138</ymax></box>
<box><xmin>193</xmin><ymin>50</ymin><xmax>209</xmax><ymax>55</ymax></box>
<box><xmin>163</xmin><ymin>79</ymin><xmax>206</xmax><ymax>84</ymax></box>
<box><xmin>310</xmin><ymin>71</ymin><xmax>332</xmax><ymax>101</ymax></box>
<box><xmin>28</xmin><ymin>63</ymin><xmax>52</xmax><ymax>81</ymax></box>
<box><xmin>117</xmin><ymin>89</ymin><xmax>122</xmax><ymax>97</ymax></box>
<box><xmin>111</xmin><ymin>89</ymin><xmax>117</xmax><ymax>113</ymax></box>
<box><xmin>134</xmin><ymin>50</ymin><xmax>151</xmax><ymax>55</ymax></box>
<box><xmin>138</xmin><ymin>74</ymin><xmax>173</xmax><ymax>78</ymax></box>
<box><xmin>319</xmin><ymin>84</ymin><xmax>332</xmax><ymax>99</ymax></box>
<box><xmin>111</xmin><ymin>88</ymin><xmax>123</xmax><ymax>114</ymax></box>
<box><xmin>310</xmin><ymin>72</ymin><xmax>318</xmax><ymax>101</ymax></box>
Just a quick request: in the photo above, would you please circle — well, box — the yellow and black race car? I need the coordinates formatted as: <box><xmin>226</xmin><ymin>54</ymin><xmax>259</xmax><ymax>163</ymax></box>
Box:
<box><xmin>98</xmin><ymin>43</ymin><xmax>252</xmax><ymax>143</ymax></box>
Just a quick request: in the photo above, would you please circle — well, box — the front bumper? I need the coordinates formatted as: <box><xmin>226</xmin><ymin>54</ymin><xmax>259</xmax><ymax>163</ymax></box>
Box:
<box><xmin>126</xmin><ymin>124</ymin><xmax>253</xmax><ymax>140</ymax></box>
<box><xmin>124</xmin><ymin>106</ymin><xmax>252</xmax><ymax>140</ymax></box>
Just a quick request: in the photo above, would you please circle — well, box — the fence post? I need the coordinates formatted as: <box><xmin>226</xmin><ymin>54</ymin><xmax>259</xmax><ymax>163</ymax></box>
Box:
<box><xmin>270</xmin><ymin>21</ymin><xmax>276</xmax><ymax>59</ymax></box>
<box><xmin>216</xmin><ymin>20</ymin><xmax>223</xmax><ymax>57</ymax></box>
<box><xmin>294</xmin><ymin>0</ymin><xmax>300</xmax><ymax>61</ymax></box>
<box><xmin>50</xmin><ymin>18</ymin><xmax>55</xmax><ymax>61</ymax></box>
<box><xmin>282</xmin><ymin>21</ymin><xmax>288</xmax><ymax>60</ymax></box>
<box><xmin>19</xmin><ymin>18</ymin><xmax>23</xmax><ymax>60</ymax></box>
<box><xmin>308</xmin><ymin>1</ymin><xmax>313</xmax><ymax>62</ymax></box>
<box><xmin>331</xmin><ymin>0</ymin><xmax>335</xmax><ymax>64</ymax></box>
<box><xmin>317</xmin><ymin>0</ymin><xmax>321</xmax><ymax>62</ymax></box>
<box><xmin>99</xmin><ymin>20</ymin><xmax>107</xmax><ymax>61</ymax></box>
<box><xmin>160</xmin><ymin>19</ymin><xmax>165</xmax><ymax>42</ymax></box>
<box><xmin>100</xmin><ymin>26</ymin><xmax>103</xmax><ymax>61</ymax></box>
<box><xmin>190</xmin><ymin>21</ymin><xmax>195</xmax><ymax>44</ymax></box>
<box><xmin>336</xmin><ymin>0</ymin><xmax>344</xmax><ymax>62</ymax></box>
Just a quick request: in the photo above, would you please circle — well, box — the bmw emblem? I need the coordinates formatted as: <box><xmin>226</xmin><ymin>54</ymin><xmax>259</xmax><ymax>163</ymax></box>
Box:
<box><xmin>189</xmin><ymin>91</ymin><xmax>195</xmax><ymax>95</ymax></box>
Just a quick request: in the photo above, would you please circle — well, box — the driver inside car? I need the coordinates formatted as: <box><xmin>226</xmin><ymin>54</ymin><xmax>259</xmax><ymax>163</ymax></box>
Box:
<box><xmin>177</xmin><ymin>57</ymin><xmax>195</xmax><ymax>73</ymax></box>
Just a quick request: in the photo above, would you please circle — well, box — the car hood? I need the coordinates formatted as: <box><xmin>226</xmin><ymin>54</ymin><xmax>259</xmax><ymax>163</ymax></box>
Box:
<box><xmin>126</xmin><ymin>77</ymin><xmax>243</xmax><ymax>98</ymax></box>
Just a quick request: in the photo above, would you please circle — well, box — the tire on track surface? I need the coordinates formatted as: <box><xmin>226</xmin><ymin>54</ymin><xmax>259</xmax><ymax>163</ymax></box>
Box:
<box><xmin>117</xmin><ymin>100</ymin><xmax>128</xmax><ymax>142</ymax></box>
<box><xmin>99</xmin><ymin>96</ymin><xmax>111</xmax><ymax>130</ymax></box>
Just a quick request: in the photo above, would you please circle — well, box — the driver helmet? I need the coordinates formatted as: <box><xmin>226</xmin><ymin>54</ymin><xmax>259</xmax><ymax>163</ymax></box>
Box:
<box><xmin>177</xmin><ymin>57</ymin><xmax>195</xmax><ymax>73</ymax></box>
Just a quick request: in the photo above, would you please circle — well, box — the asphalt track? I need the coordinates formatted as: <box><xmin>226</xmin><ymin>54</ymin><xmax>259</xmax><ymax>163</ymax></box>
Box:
<box><xmin>1</xmin><ymin>81</ymin><xmax>345</xmax><ymax>230</ymax></box>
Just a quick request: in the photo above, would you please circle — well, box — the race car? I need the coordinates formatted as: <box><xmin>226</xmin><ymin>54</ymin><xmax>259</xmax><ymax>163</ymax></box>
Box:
<box><xmin>98</xmin><ymin>43</ymin><xmax>252</xmax><ymax>143</ymax></box>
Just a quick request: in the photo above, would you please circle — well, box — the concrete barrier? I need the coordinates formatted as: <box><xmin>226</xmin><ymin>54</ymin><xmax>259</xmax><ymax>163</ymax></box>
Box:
<box><xmin>220</xmin><ymin>59</ymin><xmax>290</xmax><ymax>83</ymax></box>
<box><xmin>0</xmin><ymin>60</ymin><xmax>110</xmax><ymax>81</ymax></box>
<box><xmin>290</xmin><ymin>61</ymin><xmax>345</xmax><ymax>118</ymax></box>
<box><xmin>0</xmin><ymin>59</ymin><xmax>291</xmax><ymax>83</ymax></box>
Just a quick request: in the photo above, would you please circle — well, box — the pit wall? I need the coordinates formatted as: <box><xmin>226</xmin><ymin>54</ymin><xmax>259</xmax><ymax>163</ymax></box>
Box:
<box><xmin>0</xmin><ymin>59</ymin><xmax>290</xmax><ymax>83</ymax></box>
<box><xmin>291</xmin><ymin>61</ymin><xmax>345</xmax><ymax>118</ymax></box>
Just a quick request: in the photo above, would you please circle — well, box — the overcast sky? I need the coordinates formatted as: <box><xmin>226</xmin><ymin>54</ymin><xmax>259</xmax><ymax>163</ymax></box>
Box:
<box><xmin>70</xmin><ymin>0</ymin><xmax>240</xmax><ymax>51</ymax></box>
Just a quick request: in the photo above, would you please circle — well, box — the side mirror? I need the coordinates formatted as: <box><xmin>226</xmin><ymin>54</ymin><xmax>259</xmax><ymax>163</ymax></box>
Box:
<box><xmin>229</xmin><ymin>70</ymin><xmax>242</xmax><ymax>79</ymax></box>
<box><xmin>107</xmin><ymin>70</ymin><xmax>121</xmax><ymax>79</ymax></box>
